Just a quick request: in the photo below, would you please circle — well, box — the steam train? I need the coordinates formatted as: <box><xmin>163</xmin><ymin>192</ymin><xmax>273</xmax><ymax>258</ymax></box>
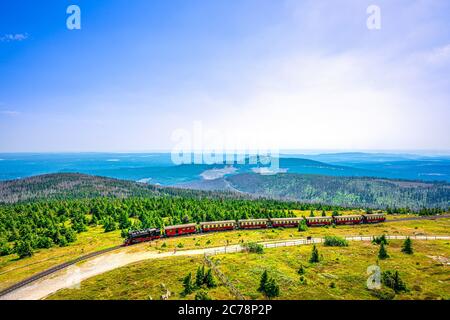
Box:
<box><xmin>124</xmin><ymin>213</ymin><xmax>386</xmax><ymax>246</ymax></box>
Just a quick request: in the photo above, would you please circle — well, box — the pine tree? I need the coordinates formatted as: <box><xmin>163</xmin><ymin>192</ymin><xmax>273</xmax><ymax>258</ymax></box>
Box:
<box><xmin>15</xmin><ymin>240</ymin><xmax>33</xmax><ymax>259</ymax></box>
<box><xmin>182</xmin><ymin>272</ymin><xmax>194</xmax><ymax>295</ymax></box>
<box><xmin>258</xmin><ymin>271</ymin><xmax>268</xmax><ymax>292</ymax></box>
<box><xmin>393</xmin><ymin>271</ymin><xmax>407</xmax><ymax>292</ymax></box>
<box><xmin>322</xmin><ymin>210</ymin><xmax>326</xmax><ymax>217</ymax></box>
<box><xmin>264</xmin><ymin>278</ymin><xmax>280</xmax><ymax>299</ymax></box>
<box><xmin>378</xmin><ymin>243</ymin><xmax>389</xmax><ymax>260</ymax></box>
<box><xmin>196</xmin><ymin>266</ymin><xmax>205</xmax><ymax>287</ymax></box>
<box><xmin>310</xmin><ymin>210</ymin><xmax>315</xmax><ymax>217</ymax></box>
<box><xmin>205</xmin><ymin>269</ymin><xmax>217</xmax><ymax>288</ymax></box>
<box><xmin>309</xmin><ymin>244</ymin><xmax>320</xmax><ymax>263</ymax></box>
<box><xmin>297</xmin><ymin>264</ymin><xmax>305</xmax><ymax>275</ymax></box>
<box><xmin>298</xmin><ymin>219</ymin><xmax>308</xmax><ymax>232</ymax></box>
<box><xmin>401</xmin><ymin>237</ymin><xmax>413</xmax><ymax>254</ymax></box>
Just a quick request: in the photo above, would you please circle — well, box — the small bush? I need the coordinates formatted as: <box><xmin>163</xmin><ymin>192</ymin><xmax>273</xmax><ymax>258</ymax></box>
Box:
<box><xmin>195</xmin><ymin>290</ymin><xmax>212</xmax><ymax>300</ymax></box>
<box><xmin>244</xmin><ymin>242</ymin><xmax>264</xmax><ymax>254</ymax></box>
<box><xmin>382</xmin><ymin>270</ymin><xmax>407</xmax><ymax>293</ymax></box>
<box><xmin>370</xmin><ymin>288</ymin><xmax>396</xmax><ymax>300</ymax></box>
<box><xmin>372</xmin><ymin>235</ymin><xmax>389</xmax><ymax>245</ymax></box>
<box><xmin>324</xmin><ymin>236</ymin><xmax>348</xmax><ymax>247</ymax></box>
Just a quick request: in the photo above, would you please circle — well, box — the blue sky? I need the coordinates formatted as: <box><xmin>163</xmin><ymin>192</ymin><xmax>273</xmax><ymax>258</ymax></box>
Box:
<box><xmin>0</xmin><ymin>0</ymin><xmax>449</xmax><ymax>152</ymax></box>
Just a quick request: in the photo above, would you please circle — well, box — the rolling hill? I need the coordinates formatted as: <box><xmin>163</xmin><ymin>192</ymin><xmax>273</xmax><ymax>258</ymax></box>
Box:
<box><xmin>0</xmin><ymin>172</ymin><xmax>448</xmax><ymax>209</ymax></box>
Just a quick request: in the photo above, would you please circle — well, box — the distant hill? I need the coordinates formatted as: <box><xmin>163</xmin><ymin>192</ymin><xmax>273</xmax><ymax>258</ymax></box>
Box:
<box><xmin>1</xmin><ymin>172</ymin><xmax>449</xmax><ymax>209</ymax></box>
<box><xmin>0</xmin><ymin>173</ymin><xmax>248</xmax><ymax>204</ymax></box>
<box><xmin>225</xmin><ymin>173</ymin><xmax>450</xmax><ymax>209</ymax></box>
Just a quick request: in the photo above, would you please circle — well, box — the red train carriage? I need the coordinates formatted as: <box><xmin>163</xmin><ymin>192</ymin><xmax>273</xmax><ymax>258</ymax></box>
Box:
<box><xmin>200</xmin><ymin>220</ymin><xmax>236</xmax><ymax>233</ymax></box>
<box><xmin>333</xmin><ymin>215</ymin><xmax>363</xmax><ymax>225</ymax></box>
<box><xmin>362</xmin><ymin>213</ymin><xmax>386</xmax><ymax>224</ymax></box>
<box><xmin>305</xmin><ymin>216</ymin><xmax>333</xmax><ymax>227</ymax></box>
<box><xmin>124</xmin><ymin>228</ymin><xmax>161</xmax><ymax>246</ymax></box>
<box><xmin>238</xmin><ymin>219</ymin><xmax>269</xmax><ymax>229</ymax></box>
<box><xmin>164</xmin><ymin>223</ymin><xmax>197</xmax><ymax>237</ymax></box>
<box><xmin>270</xmin><ymin>217</ymin><xmax>304</xmax><ymax>228</ymax></box>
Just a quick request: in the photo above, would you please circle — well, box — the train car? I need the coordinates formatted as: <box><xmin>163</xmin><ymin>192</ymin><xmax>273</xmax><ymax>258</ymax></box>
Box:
<box><xmin>362</xmin><ymin>213</ymin><xmax>386</xmax><ymax>224</ymax></box>
<box><xmin>270</xmin><ymin>217</ymin><xmax>304</xmax><ymax>228</ymax></box>
<box><xmin>333</xmin><ymin>215</ymin><xmax>363</xmax><ymax>225</ymax></box>
<box><xmin>124</xmin><ymin>228</ymin><xmax>161</xmax><ymax>246</ymax></box>
<box><xmin>305</xmin><ymin>216</ymin><xmax>333</xmax><ymax>227</ymax></box>
<box><xmin>200</xmin><ymin>220</ymin><xmax>236</xmax><ymax>233</ymax></box>
<box><xmin>165</xmin><ymin>223</ymin><xmax>197</xmax><ymax>237</ymax></box>
<box><xmin>238</xmin><ymin>219</ymin><xmax>269</xmax><ymax>229</ymax></box>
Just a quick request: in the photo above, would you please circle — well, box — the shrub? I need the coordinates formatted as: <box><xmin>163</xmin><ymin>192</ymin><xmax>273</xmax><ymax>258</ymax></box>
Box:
<box><xmin>372</xmin><ymin>234</ymin><xmax>389</xmax><ymax>245</ymax></box>
<box><xmin>244</xmin><ymin>242</ymin><xmax>264</xmax><ymax>254</ymax></box>
<box><xmin>195</xmin><ymin>290</ymin><xmax>212</xmax><ymax>300</ymax></box>
<box><xmin>324</xmin><ymin>236</ymin><xmax>348</xmax><ymax>247</ymax></box>
<box><xmin>258</xmin><ymin>271</ymin><xmax>280</xmax><ymax>299</ymax></box>
<box><xmin>382</xmin><ymin>270</ymin><xmax>407</xmax><ymax>293</ymax></box>
<box><xmin>370</xmin><ymin>287</ymin><xmax>396</xmax><ymax>300</ymax></box>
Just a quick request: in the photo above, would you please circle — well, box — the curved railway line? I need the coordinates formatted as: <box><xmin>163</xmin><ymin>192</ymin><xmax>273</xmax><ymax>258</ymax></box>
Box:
<box><xmin>0</xmin><ymin>213</ymin><xmax>449</xmax><ymax>298</ymax></box>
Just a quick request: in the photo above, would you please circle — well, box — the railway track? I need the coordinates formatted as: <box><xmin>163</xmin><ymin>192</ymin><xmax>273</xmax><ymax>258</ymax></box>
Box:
<box><xmin>0</xmin><ymin>245</ymin><xmax>123</xmax><ymax>298</ymax></box>
<box><xmin>1</xmin><ymin>213</ymin><xmax>449</xmax><ymax>298</ymax></box>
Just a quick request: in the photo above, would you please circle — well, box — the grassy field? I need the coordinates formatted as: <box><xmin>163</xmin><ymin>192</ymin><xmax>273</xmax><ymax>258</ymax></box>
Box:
<box><xmin>47</xmin><ymin>254</ymin><xmax>233</xmax><ymax>300</ymax></box>
<box><xmin>213</xmin><ymin>240</ymin><xmax>450</xmax><ymax>300</ymax></box>
<box><xmin>0</xmin><ymin>226</ymin><xmax>122</xmax><ymax>291</ymax></box>
<box><xmin>1</xmin><ymin>216</ymin><xmax>449</xmax><ymax>291</ymax></box>
<box><xmin>48</xmin><ymin>239</ymin><xmax>450</xmax><ymax>300</ymax></box>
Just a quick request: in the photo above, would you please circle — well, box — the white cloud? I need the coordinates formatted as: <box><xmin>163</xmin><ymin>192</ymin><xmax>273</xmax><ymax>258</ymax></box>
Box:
<box><xmin>424</xmin><ymin>44</ymin><xmax>450</xmax><ymax>64</ymax></box>
<box><xmin>0</xmin><ymin>33</ymin><xmax>28</xmax><ymax>42</ymax></box>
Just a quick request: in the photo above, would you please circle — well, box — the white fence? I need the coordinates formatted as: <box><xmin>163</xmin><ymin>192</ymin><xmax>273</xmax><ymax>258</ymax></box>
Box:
<box><xmin>204</xmin><ymin>235</ymin><xmax>450</xmax><ymax>256</ymax></box>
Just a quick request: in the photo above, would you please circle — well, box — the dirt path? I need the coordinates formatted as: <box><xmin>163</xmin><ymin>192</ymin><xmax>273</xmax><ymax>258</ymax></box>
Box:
<box><xmin>1</xmin><ymin>234</ymin><xmax>449</xmax><ymax>300</ymax></box>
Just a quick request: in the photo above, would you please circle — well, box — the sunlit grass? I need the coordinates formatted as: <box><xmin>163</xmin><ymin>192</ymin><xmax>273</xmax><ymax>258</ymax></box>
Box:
<box><xmin>47</xmin><ymin>240</ymin><xmax>450</xmax><ymax>300</ymax></box>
